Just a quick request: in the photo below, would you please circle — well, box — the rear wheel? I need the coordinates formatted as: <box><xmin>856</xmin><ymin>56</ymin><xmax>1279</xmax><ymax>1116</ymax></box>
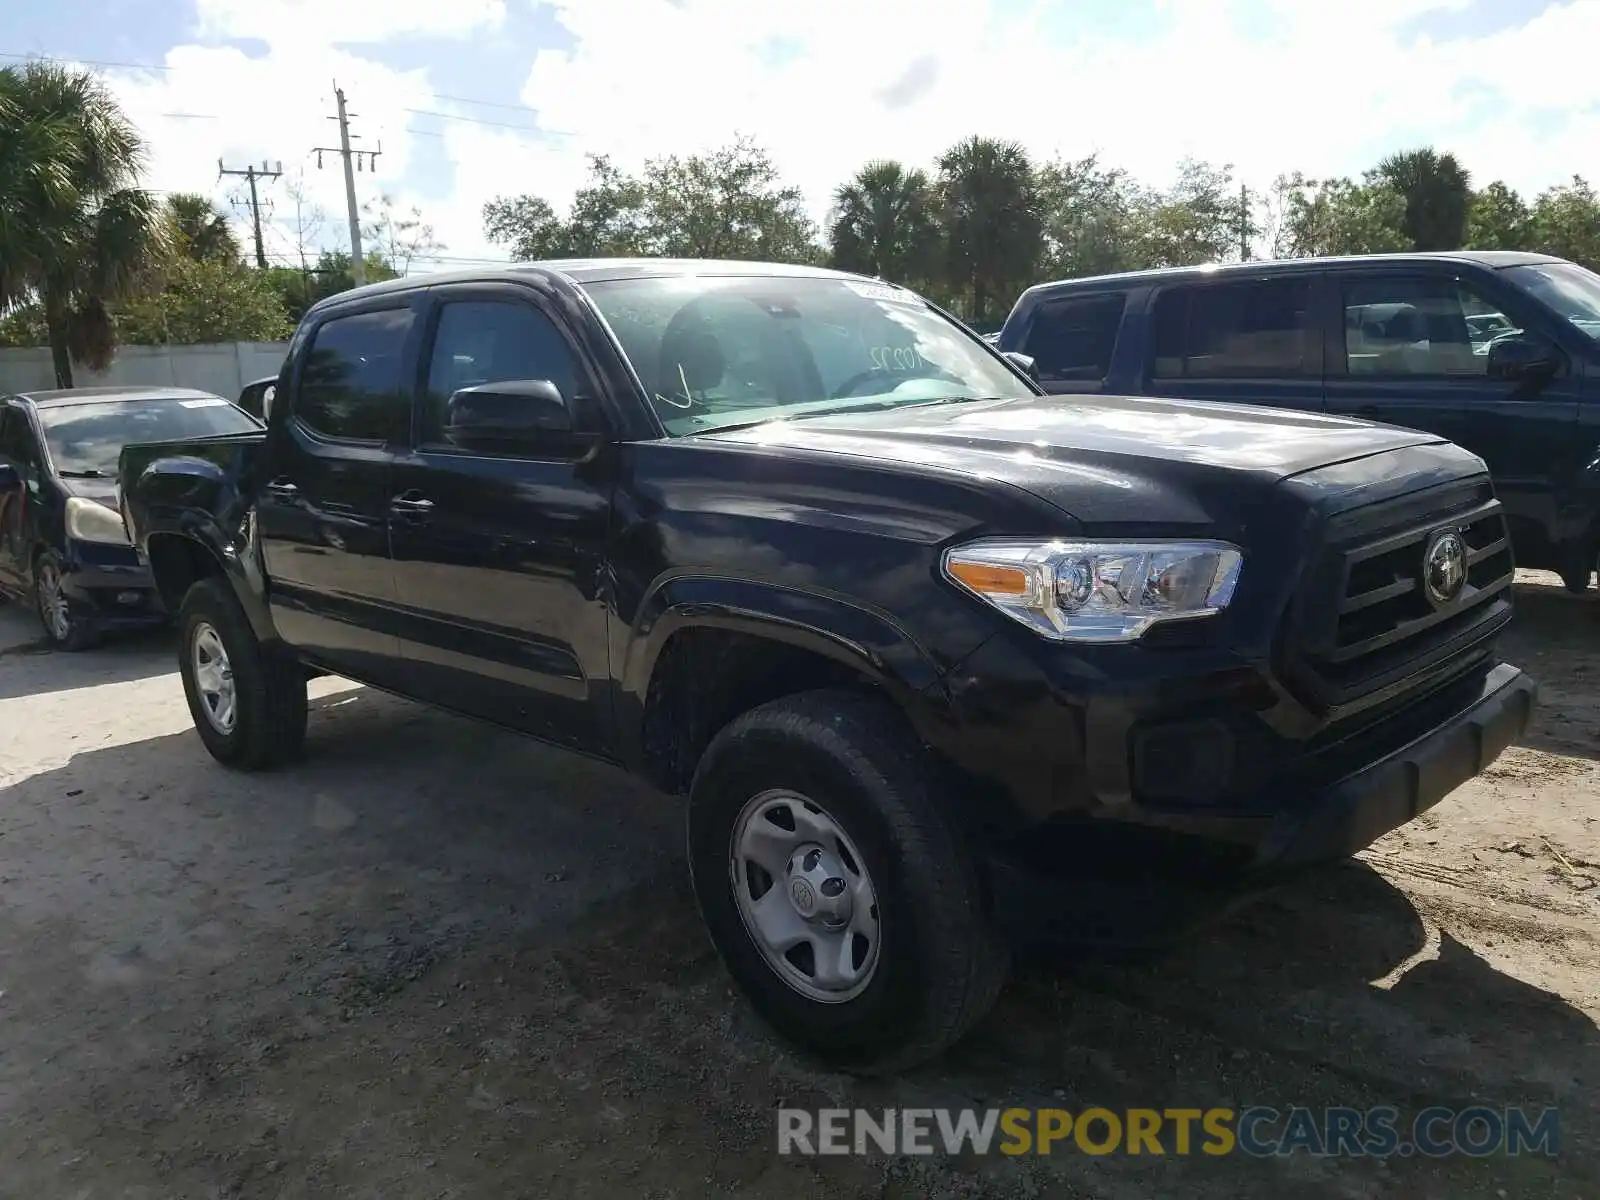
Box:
<box><xmin>687</xmin><ymin>689</ymin><xmax>1008</xmax><ymax>1073</ymax></box>
<box><xmin>178</xmin><ymin>578</ymin><xmax>307</xmax><ymax>769</ymax></box>
<box><xmin>35</xmin><ymin>550</ymin><xmax>98</xmax><ymax>651</ymax></box>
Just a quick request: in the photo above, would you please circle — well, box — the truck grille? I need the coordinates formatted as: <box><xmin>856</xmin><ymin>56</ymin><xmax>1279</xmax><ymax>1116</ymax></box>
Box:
<box><xmin>1283</xmin><ymin>478</ymin><xmax>1514</xmax><ymax>710</ymax></box>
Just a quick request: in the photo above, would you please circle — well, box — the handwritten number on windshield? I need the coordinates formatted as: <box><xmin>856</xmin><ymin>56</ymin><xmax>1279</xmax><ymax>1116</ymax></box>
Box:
<box><xmin>868</xmin><ymin>346</ymin><xmax>928</xmax><ymax>372</ymax></box>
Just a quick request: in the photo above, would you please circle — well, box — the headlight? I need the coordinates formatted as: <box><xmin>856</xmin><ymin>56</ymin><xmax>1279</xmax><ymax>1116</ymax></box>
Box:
<box><xmin>942</xmin><ymin>538</ymin><xmax>1242</xmax><ymax>643</ymax></box>
<box><xmin>65</xmin><ymin>496</ymin><xmax>131</xmax><ymax>545</ymax></box>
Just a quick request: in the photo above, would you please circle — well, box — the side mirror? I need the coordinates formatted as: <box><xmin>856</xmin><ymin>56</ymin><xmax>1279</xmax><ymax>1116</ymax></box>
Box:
<box><xmin>1486</xmin><ymin>334</ymin><xmax>1562</xmax><ymax>384</ymax></box>
<box><xmin>446</xmin><ymin>379</ymin><xmax>572</xmax><ymax>448</ymax></box>
<box><xmin>1002</xmin><ymin>350</ymin><xmax>1039</xmax><ymax>382</ymax></box>
<box><xmin>0</xmin><ymin>463</ymin><xmax>18</xmax><ymax>490</ymax></box>
<box><xmin>237</xmin><ymin>377</ymin><xmax>277</xmax><ymax>420</ymax></box>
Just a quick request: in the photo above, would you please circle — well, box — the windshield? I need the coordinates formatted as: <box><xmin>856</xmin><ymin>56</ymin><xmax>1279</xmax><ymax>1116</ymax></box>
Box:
<box><xmin>583</xmin><ymin>274</ymin><xmax>1029</xmax><ymax>435</ymax></box>
<box><xmin>38</xmin><ymin>395</ymin><xmax>259</xmax><ymax>477</ymax></box>
<box><xmin>1505</xmin><ymin>262</ymin><xmax>1600</xmax><ymax>341</ymax></box>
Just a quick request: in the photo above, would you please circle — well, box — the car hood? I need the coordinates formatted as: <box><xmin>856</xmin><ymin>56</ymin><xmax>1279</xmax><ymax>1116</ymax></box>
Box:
<box><xmin>59</xmin><ymin>476</ymin><xmax>119</xmax><ymax>505</ymax></box>
<box><xmin>698</xmin><ymin>394</ymin><xmax>1456</xmax><ymax>529</ymax></box>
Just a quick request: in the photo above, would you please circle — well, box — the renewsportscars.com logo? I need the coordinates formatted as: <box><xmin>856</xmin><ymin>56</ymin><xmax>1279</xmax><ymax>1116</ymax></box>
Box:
<box><xmin>777</xmin><ymin>1106</ymin><xmax>1560</xmax><ymax>1158</ymax></box>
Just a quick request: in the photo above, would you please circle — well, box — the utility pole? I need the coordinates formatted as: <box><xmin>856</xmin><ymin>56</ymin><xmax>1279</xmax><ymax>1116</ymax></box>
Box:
<box><xmin>1239</xmin><ymin>182</ymin><xmax>1251</xmax><ymax>262</ymax></box>
<box><xmin>312</xmin><ymin>83</ymin><xmax>380</xmax><ymax>286</ymax></box>
<box><xmin>218</xmin><ymin>159</ymin><xmax>282</xmax><ymax>269</ymax></box>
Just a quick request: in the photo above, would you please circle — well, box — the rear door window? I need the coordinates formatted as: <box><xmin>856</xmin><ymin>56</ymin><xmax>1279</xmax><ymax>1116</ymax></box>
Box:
<box><xmin>1021</xmin><ymin>294</ymin><xmax>1126</xmax><ymax>382</ymax></box>
<box><xmin>1151</xmin><ymin>278</ymin><xmax>1316</xmax><ymax>379</ymax></box>
<box><xmin>295</xmin><ymin>307</ymin><xmax>417</xmax><ymax>443</ymax></box>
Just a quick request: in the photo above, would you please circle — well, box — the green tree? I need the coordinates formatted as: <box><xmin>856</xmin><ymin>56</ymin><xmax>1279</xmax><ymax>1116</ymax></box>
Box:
<box><xmin>827</xmin><ymin>160</ymin><xmax>940</xmax><ymax>286</ymax></box>
<box><xmin>935</xmin><ymin>136</ymin><xmax>1042</xmax><ymax>323</ymax></box>
<box><xmin>485</xmin><ymin>139</ymin><xmax>818</xmax><ymax>264</ymax></box>
<box><xmin>1035</xmin><ymin>154</ymin><xmax>1152</xmax><ymax>279</ymax></box>
<box><xmin>1136</xmin><ymin>158</ymin><xmax>1249</xmax><ymax>267</ymax></box>
<box><xmin>1375</xmin><ymin>147</ymin><xmax>1473</xmax><ymax>250</ymax></box>
<box><xmin>115</xmin><ymin>256</ymin><xmax>292</xmax><ymax>344</ymax></box>
<box><xmin>641</xmin><ymin>139</ymin><xmax>817</xmax><ymax>261</ymax></box>
<box><xmin>166</xmin><ymin>192</ymin><xmax>241</xmax><ymax>264</ymax></box>
<box><xmin>1529</xmin><ymin>176</ymin><xmax>1600</xmax><ymax>270</ymax></box>
<box><xmin>483</xmin><ymin>194</ymin><xmax>570</xmax><ymax>260</ymax></box>
<box><xmin>260</xmin><ymin>249</ymin><xmax>399</xmax><ymax>325</ymax></box>
<box><xmin>1464</xmin><ymin>181</ymin><xmax>1533</xmax><ymax>251</ymax></box>
<box><xmin>362</xmin><ymin>193</ymin><xmax>445</xmax><ymax>276</ymax></box>
<box><xmin>0</xmin><ymin>60</ymin><xmax>169</xmax><ymax>387</ymax></box>
<box><xmin>1273</xmin><ymin>172</ymin><xmax>1408</xmax><ymax>257</ymax></box>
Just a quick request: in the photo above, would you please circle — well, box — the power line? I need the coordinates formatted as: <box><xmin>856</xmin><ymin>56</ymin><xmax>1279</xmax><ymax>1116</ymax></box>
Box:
<box><xmin>432</xmin><ymin>91</ymin><xmax>538</xmax><ymax>114</ymax></box>
<box><xmin>404</xmin><ymin>107</ymin><xmax>541</xmax><ymax>133</ymax></box>
<box><xmin>0</xmin><ymin>49</ymin><xmax>172</xmax><ymax>71</ymax></box>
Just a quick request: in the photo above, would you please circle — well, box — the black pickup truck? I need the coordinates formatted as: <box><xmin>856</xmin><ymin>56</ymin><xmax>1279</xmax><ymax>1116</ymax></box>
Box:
<box><xmin>119</xmin><ymin>258</ymin><xmax>1536</xmax><ymax>1072</ymax></box>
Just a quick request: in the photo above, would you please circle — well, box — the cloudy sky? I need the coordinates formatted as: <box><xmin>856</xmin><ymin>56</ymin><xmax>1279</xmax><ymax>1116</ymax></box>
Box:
<box><xmin>6</xmin><ymin>0</ymin><xmax>1596</xmax><ymax>271</ymax></box>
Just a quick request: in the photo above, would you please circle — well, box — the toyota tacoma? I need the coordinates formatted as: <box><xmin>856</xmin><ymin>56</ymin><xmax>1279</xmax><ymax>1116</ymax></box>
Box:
<box><xmin>118</xmin><ymin>259</ymin><xmax>1537</xmax><ymax>1072</ymax></box>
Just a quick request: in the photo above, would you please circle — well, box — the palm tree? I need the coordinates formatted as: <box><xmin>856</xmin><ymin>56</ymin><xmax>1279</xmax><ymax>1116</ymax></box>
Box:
<box><xmin>0</xmin><ymin>60</ymin><xmax>168</xmax><ymax>387</ymax></box>
<box><xmin>935</xmin><ymin>136</ymin><xmax>1042</xmax><ymax>323</ymax></box>
<box><xmin>167</xmin><ymin>192</ymin><xmax>241</xmax><ymax>264</ymax></box>
<box><xmin>1376</xmin><ymin>147</ymin><xmax>1473</xmax><ymax>251</ymax></box>
<box><xmin>828</xmin><ymin>160</ymin><xmax>939</xmax><ymax>286</ymax></box>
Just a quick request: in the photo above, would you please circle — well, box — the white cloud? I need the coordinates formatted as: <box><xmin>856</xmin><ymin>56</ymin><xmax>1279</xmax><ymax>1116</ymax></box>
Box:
<box><xmin>193</xmin><ymin>0</ymin><xmax>507</xmax><ymax>44</ymax></box>
<box><xmin>98</xmin><ymin>0</ymin><xmax>1600</xmax><ymax>274</ymax></box>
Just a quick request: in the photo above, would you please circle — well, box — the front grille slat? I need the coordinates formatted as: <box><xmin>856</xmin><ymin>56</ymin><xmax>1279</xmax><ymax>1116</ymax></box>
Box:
<box><xmin>1324</xmin><ymin>572</ymin><xmax>1514</xmax><ymax>664</ymax></box>
<box><xmin>1283</xmin><ymin>478</ymin><xmax>1513</xmax><ymax>709</ymax></box>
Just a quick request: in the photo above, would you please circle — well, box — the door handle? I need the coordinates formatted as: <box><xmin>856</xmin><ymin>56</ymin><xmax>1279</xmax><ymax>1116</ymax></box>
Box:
<box><xmin>389</xmin><ymin>492</ymin><xmax>434</xmax><ymax>516</ymax></box>
<box><xmin>265</xmin><ymin>478</ymin><xmax>298</xmax><ymax>500</ymax></box>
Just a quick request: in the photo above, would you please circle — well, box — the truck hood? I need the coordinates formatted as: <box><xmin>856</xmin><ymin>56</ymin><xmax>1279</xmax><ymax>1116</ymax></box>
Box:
<box><xmin>698</xmin><ymin>394</ymin><xmax>1454</xmax><ymax>529</ymax></box>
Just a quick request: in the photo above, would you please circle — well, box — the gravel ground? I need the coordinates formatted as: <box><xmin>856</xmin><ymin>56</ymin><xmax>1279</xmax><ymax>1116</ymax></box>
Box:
<box><xmin>0</xmin><ymin>572</ymin><xmax>1595</xmax><ymax>1199</ymax></box>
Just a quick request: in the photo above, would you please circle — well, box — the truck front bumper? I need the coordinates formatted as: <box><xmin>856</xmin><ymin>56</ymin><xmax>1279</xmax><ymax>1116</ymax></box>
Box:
<box><xmin>932</xmin><ymin>631</ymin><xmax>1537</xmax><ymax>946</ymax></box>
<box><xmin>1252</xmin><ymin>662</ymin><xmax>1533</xmax><ymax>870</ymax></box>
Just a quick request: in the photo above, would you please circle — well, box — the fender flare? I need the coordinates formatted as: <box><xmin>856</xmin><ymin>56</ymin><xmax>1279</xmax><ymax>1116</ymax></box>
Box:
<box><xmin>616</xmin><ymin>574</ymin><xmax>955</xmax><ymax>765</ymax></box>
<box><xmin>135</xmin><ymin>456</ymin><xmax>277</xmax><ymax>643</ymax></box>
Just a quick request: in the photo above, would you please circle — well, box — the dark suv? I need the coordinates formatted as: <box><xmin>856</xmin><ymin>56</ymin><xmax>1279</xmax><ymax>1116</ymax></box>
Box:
<box><xmin>119</xmin><ymin>258</ymin><xmax>1535</xmax><ymax>1071</ymax></box>
<box><xmin>996</xmin><ymin>252</ymin><xmax>1600</xmax><ymax>590</ymax></box>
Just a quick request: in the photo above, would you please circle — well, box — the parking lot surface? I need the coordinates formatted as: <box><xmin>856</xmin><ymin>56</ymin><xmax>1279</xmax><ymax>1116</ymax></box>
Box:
<box><xmin>0</xmin><ymin>575</ymin><xmax>1595</xmax><ymax>1198</ymax></box>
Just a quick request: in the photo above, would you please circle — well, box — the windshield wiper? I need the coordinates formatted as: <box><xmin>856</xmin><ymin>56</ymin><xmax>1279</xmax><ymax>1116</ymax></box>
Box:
<box><xmin>58</xmin><ymin>468</ymin><xmax>108</xmax><ymax>478</ymax></box>
<box><xmin>788</xmin><ymin>394</ymin><xmax>1011</xmax><ymax>421</ymax></box>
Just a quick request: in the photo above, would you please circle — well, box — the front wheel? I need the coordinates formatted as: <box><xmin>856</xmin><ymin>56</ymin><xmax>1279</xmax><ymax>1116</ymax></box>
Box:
<box><xmin>35</xmin><ymin>550</ymin><xmax>98</xmax><ymax>650</ymax></box>
<box><xmin>178</xmin><ymin>578</ymin><xmax>307</xmax><ymax>769</ymax></box>
<box><xmin>1561</xmin><ymin>543</ymin><xmax>1597</xmax><ymax>594</ymax></box>
<box><xmin>687</xmin><ymin>689</ymin><xmax>1008</xmax><ymax>1073</ymax></box>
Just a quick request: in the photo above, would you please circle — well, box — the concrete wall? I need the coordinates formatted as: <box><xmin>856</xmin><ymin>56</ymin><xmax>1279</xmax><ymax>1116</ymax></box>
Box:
<box><xmin>0</xmin><ymin>342</ymin><xmax>289</xmax><ymax>399</ymax></box>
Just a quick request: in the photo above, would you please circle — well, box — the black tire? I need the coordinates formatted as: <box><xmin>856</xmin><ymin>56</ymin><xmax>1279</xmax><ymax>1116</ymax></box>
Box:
<box><xmin>687</xmin><ymin>689</ymin><xmax>1009</xmax><ymax>1074</ymax></box>
<box><xmin>34</xmin><ymin>549</ymin><xmax>99</xmax><ymax>651</ymax></box>
<box><xmin>177</xmin><ymin>577</ymin><xmax>307</xmax><ymax>769</ymax></box>
<box><xmin>1561</xmin><ymin>545</ymin><xmax>1596</xmax><ymax>594</ymax></box>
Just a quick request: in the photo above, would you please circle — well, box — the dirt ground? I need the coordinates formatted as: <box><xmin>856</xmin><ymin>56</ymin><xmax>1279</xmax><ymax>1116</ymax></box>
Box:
<box><xmin>0</xmin><ymin>572</ymin><xmax>1595</xmax><ymax>1199</ymax></box>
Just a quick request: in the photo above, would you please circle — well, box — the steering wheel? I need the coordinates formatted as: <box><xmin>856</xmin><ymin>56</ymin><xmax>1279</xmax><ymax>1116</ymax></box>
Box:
<box><xmin>830</xmin><ymin>365</ymin><xmax>961</xmax><ymax>399</ymax></box>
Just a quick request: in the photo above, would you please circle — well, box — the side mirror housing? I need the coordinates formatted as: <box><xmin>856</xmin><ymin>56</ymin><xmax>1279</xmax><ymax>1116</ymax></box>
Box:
<box><xmin>1486</xmin><ymin>334</ymin><xmax>1562</xmax><ymax>384</ymax></box>
<box><xmin>446</xmin><ymin>379</ymin><xmax>572</xmax><ymax>449</ymax></box>
<box><xmin>1002</xmin><ymin>350</ymin><xmax>1039</xmax><ymax>382</ymax></box>
<box><xmin>237</xmin><ymin>377</ymin><xmax>277</xmax><ymax>420</ymax></box>
<box><xmin>0</xmin><ymin>463</ymin><xmax>18</xmax><ymax>490</ymax></box>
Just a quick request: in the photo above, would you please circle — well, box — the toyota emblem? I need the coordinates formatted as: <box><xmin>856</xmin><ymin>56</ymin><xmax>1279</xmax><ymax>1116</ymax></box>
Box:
<box><xmin>1422</xmin><ymin>528</ymin><xmax>1467</xmax><ymax>608</ymax></box>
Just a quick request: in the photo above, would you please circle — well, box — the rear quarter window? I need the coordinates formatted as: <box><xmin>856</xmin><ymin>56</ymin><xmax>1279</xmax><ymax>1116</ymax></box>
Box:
<box><xmin>1021</xmin><ymin>293</ymin><xmax>1126</xmax><ymax>382</ymax></box>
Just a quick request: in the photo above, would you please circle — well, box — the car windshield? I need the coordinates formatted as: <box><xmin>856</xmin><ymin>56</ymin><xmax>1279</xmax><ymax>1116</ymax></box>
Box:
<box><xmin>583</xmin><ymin>274</ymin><xmax>1029</xmax><ymax>435</ymax></box>
<box><xmin>1505</xmin><ymin>262</ymin><xmax>1600</xmax><ymax>341</ymax></box>
<box><xmin>38</xmin><ymin>395</ymin><xmax>258</xmax><ymax>477</ymax></box>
